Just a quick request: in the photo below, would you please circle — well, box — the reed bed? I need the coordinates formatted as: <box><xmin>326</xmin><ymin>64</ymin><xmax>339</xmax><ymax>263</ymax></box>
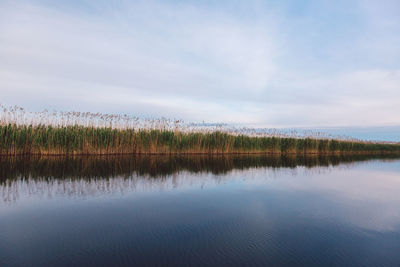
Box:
<box><xmin>1</xmin><ymin>105</ymin><xmax>399</xmax><ymax>155</ymax></box>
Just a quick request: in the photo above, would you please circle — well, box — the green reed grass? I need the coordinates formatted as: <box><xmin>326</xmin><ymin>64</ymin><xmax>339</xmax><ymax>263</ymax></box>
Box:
<box><xmin>0</xmin><ymin>124</ymin><xmax>399</xmax><ymax>155</ymax></box>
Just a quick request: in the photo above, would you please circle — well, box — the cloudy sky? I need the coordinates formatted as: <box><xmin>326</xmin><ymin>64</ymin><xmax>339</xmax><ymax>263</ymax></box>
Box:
<box><xmin>1</xmin><ymin>0</ymin><xmax>399</xmax><ymax>131</ymax></box>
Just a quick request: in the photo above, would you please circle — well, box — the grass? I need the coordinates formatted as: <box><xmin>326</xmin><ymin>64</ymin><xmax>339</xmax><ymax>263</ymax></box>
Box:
<box><xmin>1</xmin><ymin>105</ymin><xmax>399</xmax><ymax>155</ymax></box>
<box><xmin>0</xmin><ymin>124</ymin><xmax>399</xmax><ymax>155</ymax></box>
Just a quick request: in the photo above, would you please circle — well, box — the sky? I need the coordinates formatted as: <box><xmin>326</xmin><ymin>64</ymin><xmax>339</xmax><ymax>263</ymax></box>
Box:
<box><xmin>0</xmin><ymin>0</ymin><xmax>399</xmax><ymax>138</ymax></box>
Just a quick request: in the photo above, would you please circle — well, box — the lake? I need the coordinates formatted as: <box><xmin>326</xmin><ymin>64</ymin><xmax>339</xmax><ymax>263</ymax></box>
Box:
<box><xmin>1</xmin><ymin>155</ymin><xmax>400</xmax><ymax>266</ymax></box>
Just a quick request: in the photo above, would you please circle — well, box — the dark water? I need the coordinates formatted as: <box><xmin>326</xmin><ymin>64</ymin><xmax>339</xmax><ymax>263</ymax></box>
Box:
<box><xmin>1</xmin><ymin>155</ymin><xmax>400</xmax><ymax>266</ymax></box>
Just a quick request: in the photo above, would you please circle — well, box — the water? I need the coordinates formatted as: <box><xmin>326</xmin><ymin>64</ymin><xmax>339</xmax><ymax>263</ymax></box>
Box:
<box><xmin>1</xmin><ymin>155</ymin><xmax>400</xmax><ymax>266</ymax></box>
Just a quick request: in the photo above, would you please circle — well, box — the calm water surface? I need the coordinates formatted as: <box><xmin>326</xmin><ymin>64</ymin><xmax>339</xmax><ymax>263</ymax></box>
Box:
<box><xmin>1</xmin><ymin>155</ymin><xmax>400</xmax><ymax>266</ymax></box>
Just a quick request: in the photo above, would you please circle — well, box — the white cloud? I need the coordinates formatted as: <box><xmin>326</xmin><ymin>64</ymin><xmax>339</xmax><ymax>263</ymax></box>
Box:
<box><xmin>0</xmin><ymin>0</ymin><xmax>399</xmax><ymax>130</ymax></box>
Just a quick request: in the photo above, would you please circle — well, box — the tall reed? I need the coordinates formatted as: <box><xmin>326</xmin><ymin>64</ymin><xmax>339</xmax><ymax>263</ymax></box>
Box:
<box><xmin>0</xmin><ymin>124</ymin><xmax>399</xmax><ymax>155</ymax></box>
<box><xmin>1</xmin><ymin>105</ymin><xmax>399</xmax><ymax>155</ymax></box>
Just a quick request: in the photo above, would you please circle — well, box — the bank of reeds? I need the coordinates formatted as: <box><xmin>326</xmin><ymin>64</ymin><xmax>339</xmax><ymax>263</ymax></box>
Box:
<box><xmin>0</xmin><ymin>124</ymin><xmax>399</xmax><ymax>155</ymax></box>
<box><xmin>1</xmin><ymin>105</ymin><xmax>399</xmax><ymax>155</ymax></box>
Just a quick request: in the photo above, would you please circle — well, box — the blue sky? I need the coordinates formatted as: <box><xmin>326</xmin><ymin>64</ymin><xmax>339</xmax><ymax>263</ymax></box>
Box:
<box><xmin>0</xmin><ymin>0</ymin><xmax>399</xmax><ymax>138</ymax></box>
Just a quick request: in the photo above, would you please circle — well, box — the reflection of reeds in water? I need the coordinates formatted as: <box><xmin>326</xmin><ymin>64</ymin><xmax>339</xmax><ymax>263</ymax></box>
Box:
<box><xmin>2</xmin><ymin>154</ymin><xmax>399</xmax><ymax>181</ymax></box>
<box><xmin>1</xmin><ymin>155</ymin><xmax>400</xmax><ymax>203</ymax></box>
<box><xmin>2</xmin><ymin>177</ymin><xmax>139</xmax><ymax>203</ymax></box>
<box><xmin>1</xmin><ymin>105</ymin><xmax>399</xmax><ymax>155</ymax></box>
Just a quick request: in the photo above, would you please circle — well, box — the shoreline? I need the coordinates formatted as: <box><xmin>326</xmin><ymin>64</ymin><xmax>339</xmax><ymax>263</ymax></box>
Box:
<box><xmin>1</xmin><ymin>151</ymin><xmax>400</xmax><ymax>157</ymax></box>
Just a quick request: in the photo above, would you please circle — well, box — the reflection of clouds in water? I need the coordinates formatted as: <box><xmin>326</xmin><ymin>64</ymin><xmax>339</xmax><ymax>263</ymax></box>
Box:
<box><xmin>251</xmin><ymin>165</ymin><xmax>400</xmax><ymax>232</ymax></box>
<box><xmin>1</xmin><ymin>157</ymin><xmax>400</xmax><ymax>233</ymax></box>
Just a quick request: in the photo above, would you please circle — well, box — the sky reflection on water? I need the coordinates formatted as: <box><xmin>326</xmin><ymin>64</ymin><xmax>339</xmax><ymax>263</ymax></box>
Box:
<box><xmin>1</xmin><ymin>155</ymin><xmax>400</xmax><ymax>266</ymax></box>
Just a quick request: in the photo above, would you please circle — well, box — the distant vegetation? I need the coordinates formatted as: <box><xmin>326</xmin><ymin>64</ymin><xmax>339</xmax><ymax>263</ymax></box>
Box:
<box><xmin>1</xmin><ymin>105</ymin><xmax>399</xmax><ymax>155</ymax></box>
